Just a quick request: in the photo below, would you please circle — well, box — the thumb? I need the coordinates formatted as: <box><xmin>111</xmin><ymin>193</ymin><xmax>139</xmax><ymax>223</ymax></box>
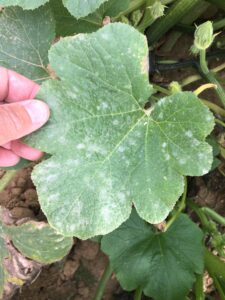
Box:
<box><xmin>0</xmin><ymin>100</ymin><xmax>50</xmax><ymax>145</ymax></box>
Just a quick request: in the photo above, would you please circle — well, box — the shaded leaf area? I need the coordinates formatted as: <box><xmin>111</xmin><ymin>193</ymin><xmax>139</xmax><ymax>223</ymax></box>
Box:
<box><xmin>0</xmin><ymin>5</ymin><xmax>55</xmax><ymax>82</ymax></box>
<box><xmin>26</xmin><ymin>23</ymin><xmax>214</xmax><ymax>239</ymax></box>
<box><xmin>0</xmin><ymin>0</ymin><xmax>48</xmax><ymax>9</ymax></box>
<box><xmin>62</xmin><ymin>0</ymin><xmax>109</xmax><ymax>19</ymax></box>
<box><xmin>50</xmin><ymin>0</ymin><xmax>130</xmax><ymax>36</ymax></box>
<box><xmin>0</xmin><ymin>208</ymin><xmax>73</xmax><ymax>299</ymax></box>
<box><xmin>102</xmin><ymin>211</ymin><xmax>204</xmax><ymax>300</ymax></box>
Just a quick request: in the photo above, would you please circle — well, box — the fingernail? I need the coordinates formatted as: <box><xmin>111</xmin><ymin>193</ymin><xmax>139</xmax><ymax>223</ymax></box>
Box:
<box><xmin>22</xmin><ymin>100</ymin><xmax>50</xmax><ymax>126</ymax></box>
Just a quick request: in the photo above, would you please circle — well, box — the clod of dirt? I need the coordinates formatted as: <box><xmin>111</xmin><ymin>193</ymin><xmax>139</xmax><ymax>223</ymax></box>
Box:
<box><xmin>10</xmin><ymin>207</ymin><xmax>35</xmax><ymax>219</ymax></box>
<box><xmin>63</xmin><ymin>259</ymin><xmax>80</xmax><ymax>279</ymax></box>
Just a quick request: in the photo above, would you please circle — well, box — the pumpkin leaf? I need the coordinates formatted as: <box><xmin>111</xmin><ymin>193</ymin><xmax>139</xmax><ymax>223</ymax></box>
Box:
<box><xmin>102</xmin><ymin>210</ymin><xmax>204</xmax><ymax>300</ymax></box>
<box><xmin>50</xmin><ymin>0</ymin><xmax>130</xmax><ymax>36</ymax></box>
<box><xmin>26</xmin><ymin>23</ymin><xmax>214</xmax><ymax>239</ymax></box>
<box><xmin>0</xmin><ymin>0</ymin><xmax>48</xmax><ymax>9</ymax></box>
<box><xmin>62</xmin><ymin>0</ymin><xmax>109</xmax><ymax>19</ymax></box>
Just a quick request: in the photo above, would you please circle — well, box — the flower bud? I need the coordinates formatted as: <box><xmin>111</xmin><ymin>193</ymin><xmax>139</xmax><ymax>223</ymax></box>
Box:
<box><xmin>150</xmin><ymin>1</ymin><xmax>165</xmax><ymax>20</ymax></box>
<box><xmin>194</xmin><ymin>21</ymin><xmax>215</xmax><ymax>50</ymax></box>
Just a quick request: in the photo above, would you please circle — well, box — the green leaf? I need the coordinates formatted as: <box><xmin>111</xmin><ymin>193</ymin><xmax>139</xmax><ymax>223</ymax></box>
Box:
<box><xmin>26</xmin><ymin>23</ymin><xmax>214</xmax><ymax>239</ymax></box>
<box><xmin>50</xmin><ymin>0</ymin><xmax>130</xmax><ymax>36</ymax></box>
<box><xmin>101</xmin><ymin>210</ymin><xmax>204</xmax><ymax>300</ymax></box>
<box><xmin>0</xmin><ymin>0</ymin><xmax>48</xmax><ymax>9</ymax></box>
<box><xmin>0</xmin><ymin>5</ymin><xmax>55</xmax><ymax>82</ymax></box>
<box><xmin>4</xmin><ymin>222</ymin><xmax>73</xmax><ymax>264</ymax></box>
<box><xmin>62</xmin><ymin>0</ymin><xmax>109</xmax><ymax>19</ymax></box>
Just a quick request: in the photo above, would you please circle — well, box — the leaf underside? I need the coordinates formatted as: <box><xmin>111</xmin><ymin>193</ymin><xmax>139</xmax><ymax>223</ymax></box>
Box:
<box><xmin>50</xmin><ymin>0</ymin><xmax>130</xmax><ymax>36</ymax></box>
<box><xmin>0</xmin><ymin>0</ymin><xmax>49</xmax><ymax>10</ymax></box>
<box><xmin>62</xmin><ymin>0</ymin><xmax>109</xmax><ymax>19</ymax></box>
<box><xmin>0</xmin><ymin>5</ymin><xmax>55</xmax><ymax>82</ymax></box>
<box><xmin>102</xmin><ymin>211</ymin><xmax>204</xmax><ymax>300</ymax></box>
<box><xmin>26</xmin><ymin>23</ymin><xmax>214</xmax><ymax>239</ymax></box>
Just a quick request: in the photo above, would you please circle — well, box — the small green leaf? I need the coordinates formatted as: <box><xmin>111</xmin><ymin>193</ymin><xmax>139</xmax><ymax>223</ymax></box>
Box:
<box><xmin>4</xmin><ymin>222</ymin><xmax>73</xmax><ymax>264</ymax></box>
<box><xmin>26</xmin><ymin>23</ymin><xmax>214</xmax><ymax>239</ymax></box>
<box><xmin>0</xmin><ymin>0</ymin><xmax>48</xmax><ymax>9</ymax></box>
<box><xmin>101</xmin><ymin>210</ymin><xmax>204</xmax><ymax>300</ymax></box>
<box><xmin>0</xmin><ymin>5</ymin><xmax>55</xmax><ymax>82</ymax></box>
<box><xmin>50</xmin><ymin>0</ymin><xmax>130</xmax><ymax>36</ymax></box>
<box><xmin>62</xmin><ymin>0</ymin><xmax>109</xmax><ymax>19</ymax></box>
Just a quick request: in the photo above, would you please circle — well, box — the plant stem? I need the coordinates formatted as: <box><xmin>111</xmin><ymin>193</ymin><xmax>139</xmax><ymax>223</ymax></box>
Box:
<box><xmin>200</xmin><ymin>207</ymin><xmax>225</xmax><ymax>226</ymax></box>
<box><xmin>206</xmin><ymin>0</ymin><xmax>225</xmax><ymax>11</ymax></box>
<box><xmin>146</xmin><ymin>0</ymin><xmax>203</xmax><ymax>45</ymax></box>
<box><xmin>0</xmin><ymin>170</ymin><xmax>17</xmax><ymax>192</ymax></box>
<box><xmin>201</xmin><ymin>99</ymin><xmax>225</xmax><ymax>117</ymax></box>
<box><xmin>152</xmin><ymin>84</ymin><xmax>171</xmax><ymax>95</ymax></box>
<box><xmin>194</xmin><ymin>83</ymin><xmax>217</xmax><ymax>96</ymax></box>
<box><xmin>134</xmin><ymin>287</ymin><xmax>143</xmax><ymax>300</ymax></box>
<box><xmin>212</xmin><ymin>276</ymin><xmax>225</xmax><ymax>300</ymax></box>
<box><xmin>113</xmin><ymin>0</ymin><xmax>147</xmax><ymax>21</ymax></box>
<box><xmin>165</xmin><ymin>177</ymin><xmax>187</xmax><ymax>230</ymax></box>
<box><xmin>199</xmin><ymin>50</ymin><xmax>225</xmax><ymax>108</ymax></box>
<box><xmin>93</xmin><ymin>263</ymin><xmax>113</xmax><ymax>300</ymax></box>
<box><xmin>195</xmin><ymin>273</ymin><xmax>205</xmax><ymax>300</ymax></box>
<box><xmin>215</xmin><ymin>118</ymin><xmax>225</xmax><ymax>127</ymax></box>
<box><xmin>213</xmin><ymin>17</ymin><xmax>225</xmax><ymax>31</ymax></box>
<box><xmin>188</xmin><ymin>200</ymin><xmax>210</xmax><ymax>228</ymax></box>
<box><xmin>181</xmin><ymin>62</ymin><xmax>225</xmax><ymax>87</ymax></box>
<box><xmin>204</xmin><ymin>249</ymin><xmax>225</xmax><ymax>300</ymax></box>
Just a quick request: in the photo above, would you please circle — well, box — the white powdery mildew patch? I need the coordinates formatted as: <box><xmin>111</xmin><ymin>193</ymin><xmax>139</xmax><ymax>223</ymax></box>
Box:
<box><xmin>118</xmin><ymin>146</ymin><xmax>125</xmax><ymax>153</ymax></box>
<box><xmin>46</xmin><ymin>174</ymin><xmax>58</xmax><ymax>183</ymax></box>
<box><xmin>48</xmin><ymin>193</ymin><xmax>60</xmax><ymax>202</ymax></box>
<box><xmin>179</xmin><ymin>158</ymin><xmax>187</xmax><ymax>165</ymax></box>
<box><xmin>185</xmin><ymin>130</ymin><xmax>193</xmax><ymax>138</ymax></box>
<box><xmin>76</xmin><ymin>143</ymin><xmax>85</xmax><ymax>150</ymax></box>
<box><xmin>165</xmin><ymin>153</ymin><xmax>170</xmax><ymax>161</ymax></box>
<box><xmin>117</xmin><ymin>192</ymin><xmax>126</xmax><ymax>203</ymax></box>
<box><xmin>113</xmin><ymin>119</ymin><xmax>119</xmax><ymax>126</ymax></box>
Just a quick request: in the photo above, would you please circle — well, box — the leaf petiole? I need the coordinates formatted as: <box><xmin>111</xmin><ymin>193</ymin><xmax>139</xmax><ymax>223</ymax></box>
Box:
<box><xmin>165</xmin><ymin>177</ymin><xmax>187</xmax><ymax>230</ymax></box>
<box><xmin>93</xmin><ymin>263</ymin><xmax>113</xmax><ymax>300</ymax></box>
<box><xmin>199</xmin><ymin>49</ymin><xmax>225</xmax><ymax>108</ymax></box>
<box><xmin>195</xmin><ymin>273</ymin><xmax>205</xmax><ymax>300</ymax></box>
<box><xmin>0</xmin><ymin>170</ymin><xmax>17</xmax><ymax>192</ymax></box>
<box><xmin>134</xmin><ymin>287</ymin><xmax>143</xmax><ymax>300</ymax></box>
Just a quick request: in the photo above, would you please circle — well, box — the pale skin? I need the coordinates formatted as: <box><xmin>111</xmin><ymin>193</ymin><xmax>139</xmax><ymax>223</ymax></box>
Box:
<box><xmin>0</xmin><ymin>67</ymin><xmax>50</xmax><ymax>167</ymax></box>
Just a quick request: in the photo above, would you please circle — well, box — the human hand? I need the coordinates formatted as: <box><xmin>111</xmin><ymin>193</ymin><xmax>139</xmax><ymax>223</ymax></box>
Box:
<box><xmin>0</xmin><ymin>67</ymin><xmax>50</xmax><ymax>167</ymax></box>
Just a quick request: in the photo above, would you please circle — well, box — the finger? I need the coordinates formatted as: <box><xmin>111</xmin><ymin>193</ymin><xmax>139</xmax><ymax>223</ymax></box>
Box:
<box><xmin>0</xmin><ymin>67</ymin><xmax>40</xmax><ymax>102</ymax></box>
<box><xmin>0</xmin><ymin>100</ymin><xmax>50</xmax><ymax>145</ymax></box>
<box><xmin>2</xmin><ymin>142</ymin><xmax>11</xmax><ymax>150</ymax></box>
<box><xmin>11</xmin><ymin>140</ymin><xmax>44</xmax><ymax>161</ymax></box>
<box><xmin>0</xmin><ymin>147</ymin><xmax>20</xmax><ymax>167</ymax></box>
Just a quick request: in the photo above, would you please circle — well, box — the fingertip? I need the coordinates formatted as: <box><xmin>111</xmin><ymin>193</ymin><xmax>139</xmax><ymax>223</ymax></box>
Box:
<box><xmin>0</xmin><ymin>67</ymin><xmax>9</xmax><ymax>101</ymax></box>
<box><xmin>0</xmin><ymin>148</ymin><xmax>20</xmax><ymax>167</ymax></box>
<box><xmin>22</xmin><ymin>99</ymin><xmax>50</xmax><ymax>127</ymax></box>
<box><xmin>11</xmin><ymin>140</ymin><xmax>44</xmax><ymax>161</ymax></box>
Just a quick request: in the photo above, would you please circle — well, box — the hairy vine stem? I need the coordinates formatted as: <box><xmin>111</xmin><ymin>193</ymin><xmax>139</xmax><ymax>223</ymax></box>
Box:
<box><xmin>0</xmin><ymin>170</ymin><xmax>17</xmax><ymax>192</ymax></box>
<box><xmin>93</xmin><ymin>263</ymin><xmax>113</xmax><ymax>300</ymax></box>
<box><xmin>199</xmin><ymin>50</ymin><xmax>225</xmax><ymax>108</ymax></box>
<box><xmin>165</xmin><ymin>177</ymin><xmax>187</xmax><ymax>230</ymax></box>
<box><xmin>134</xmin><ymin>287</ymin><xmax>143</xmax><ymax>300</ymax></box>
